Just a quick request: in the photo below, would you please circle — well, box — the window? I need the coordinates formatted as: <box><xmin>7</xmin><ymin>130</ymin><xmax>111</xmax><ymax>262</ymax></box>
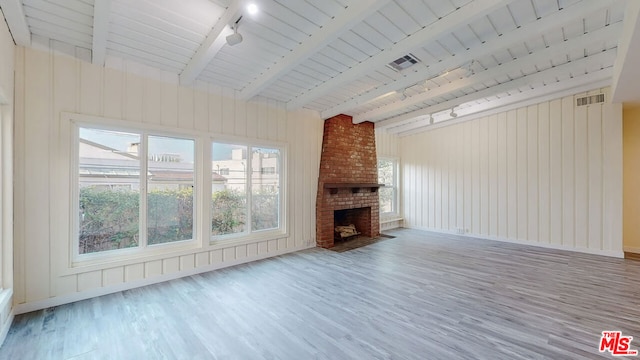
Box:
<box><xmin>212</xmin><ymin>142</ymin><xmax>283</xmax><ymax>238</ymax></box>
<box><xmin>77</xmin><ymin>126</ymin><xmax>196</xmax><ymax>255</ymax></box>
<box><xmin>147</xmin><ymin>135</ymin><xmax>195</xmax><ymax>245</ymax></box>
<box><xmin>378</xmin><ymin>158</ymin><xmax>398</xmax><ymax>215</ymax></box>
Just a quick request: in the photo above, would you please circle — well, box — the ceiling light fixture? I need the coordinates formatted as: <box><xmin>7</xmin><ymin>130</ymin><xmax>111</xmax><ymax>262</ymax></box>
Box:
<box><xmin>450</xmin><ymin>107</ymin><xmax>458</xmax><ymax>118</ymax></box>
<box><xmin>247</xmin><ymin>3</ymin><xmax>259</xmax><ymax>15</ymax></box>
<box><xmin>226</xmin><ymin>16</ymin><xmax>243</xmax><ymax>46</ymax></box>
<box><xmin>429</xmin><ymin>114</ymin><xmax>434</xmax><ymax>124</ymax></box>
<box><xmin>397</xmin><ymin>88</ymin><xmax>408</xmax><ymax>101</ymax></box>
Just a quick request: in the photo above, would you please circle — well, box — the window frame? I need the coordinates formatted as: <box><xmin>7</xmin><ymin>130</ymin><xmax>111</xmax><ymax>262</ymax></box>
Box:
<box><xmin>71</xmin><ymin>120</ymin><xmax>201</xmax><ymax>264</ymax></box>
<box><xmin>378</xmin><ymin>157</ymin><xmax>400</xmax><ymax>217</ymax></box>
<box><xmin>210</xmin><ymin>137</ymin><xmax>287</xmax><ymax>244</ymax></box>
<box><xmin>65</xmin><ymin>114</ymin><xmax>288</xmax><ymax>270</ymax></box>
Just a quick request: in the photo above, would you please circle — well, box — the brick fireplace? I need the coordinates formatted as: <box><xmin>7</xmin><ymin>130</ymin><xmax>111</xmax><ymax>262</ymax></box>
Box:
<box><xmin>316</xmin><ymin>114</ymin><xmax>380</xmax><ymax>248</ymax></box>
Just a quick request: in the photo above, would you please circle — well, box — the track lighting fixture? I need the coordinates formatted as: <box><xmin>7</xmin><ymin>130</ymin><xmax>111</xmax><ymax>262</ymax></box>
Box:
<box><xmin>450</xmin><ymin>107</ymin><xmax>458</xmax><ymax>118</ymax></box>
<box><xmin>226</xmin><ymin>16</ymin><xmax>244</xmax><ymax>46</ymax></box>
<box><xmin>429</xmin><ymin>114</ymin><xmax>434</xmax><ymax>124</ymax></box>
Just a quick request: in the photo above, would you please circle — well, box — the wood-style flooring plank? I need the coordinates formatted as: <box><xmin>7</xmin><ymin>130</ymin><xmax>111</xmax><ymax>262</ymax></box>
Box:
<box><xmin>3</xmin><ymin>229</ymin><xmax>640</xmax><ymax>359</ymax></box>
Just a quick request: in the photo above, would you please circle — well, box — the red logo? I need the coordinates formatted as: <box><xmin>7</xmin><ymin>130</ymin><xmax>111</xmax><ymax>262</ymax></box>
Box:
<box><xmin>599</xmin><ymin>331</ymin><xmax>638</xmax><ymax>356</ymax></box>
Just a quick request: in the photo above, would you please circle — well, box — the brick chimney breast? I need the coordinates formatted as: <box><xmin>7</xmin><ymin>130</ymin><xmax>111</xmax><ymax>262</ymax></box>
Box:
<box><xmin>316</xmin><ymin>114</ymin><xmax>380</xmax><ymax>248</ymax></box>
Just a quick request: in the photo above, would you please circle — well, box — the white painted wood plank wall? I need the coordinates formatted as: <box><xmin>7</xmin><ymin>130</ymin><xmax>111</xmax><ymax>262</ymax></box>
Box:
<box><xmin>400</xmin><ymin>88</ymin><xmax>623</xmax><ymax>257</ymax></box>
<box><xmin>13</xmin><ymin>45</ymin><xmax>323</xmax><ymax>311</ymax></box>
<box><xmin>0</xmin><ymin>13</ymin><xmax>16</xmax><ymax>345</ymax></box>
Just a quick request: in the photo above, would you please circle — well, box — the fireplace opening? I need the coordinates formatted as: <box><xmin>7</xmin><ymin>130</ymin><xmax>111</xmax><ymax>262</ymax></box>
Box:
<box><xmin>334</xmin><ymin>207</ymin><xmax>372</xmax><ymax>242</ymax></box>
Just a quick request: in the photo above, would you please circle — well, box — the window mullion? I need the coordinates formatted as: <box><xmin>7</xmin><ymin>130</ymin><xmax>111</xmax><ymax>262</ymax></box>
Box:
<box><xmin>246</xmin><ymin>146</ymin><xmax>252</xmax><ymax>234</ymax></box>
<box><xmin>140</xmin><ymin>133</ymin><xmax>148</xmax><ymax>248</ymax></box>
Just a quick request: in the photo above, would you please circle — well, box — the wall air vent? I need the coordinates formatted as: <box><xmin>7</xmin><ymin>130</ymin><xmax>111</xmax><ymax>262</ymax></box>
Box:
<box><xmin>387</xmin><ymin>54</ymin><xmax>420</xmax><ymax>72</ymax></box>
<box><xmin>576</xmin><ymin>94</ymin><xmax>605</xmax><ymax>106</ymax></box>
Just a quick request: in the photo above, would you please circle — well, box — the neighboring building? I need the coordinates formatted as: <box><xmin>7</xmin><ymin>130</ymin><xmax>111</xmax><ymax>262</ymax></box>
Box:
<box><xmin>79</xmin><ymin>139</ymin><xmax>227</xmax><ymax>191</ymax></box>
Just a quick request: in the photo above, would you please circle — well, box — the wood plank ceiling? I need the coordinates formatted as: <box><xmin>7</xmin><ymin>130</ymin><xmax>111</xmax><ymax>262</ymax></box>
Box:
<box><xmin>0</xmin><ymin>0</ymin><xmax>630</xmax><ymax>134</ymax></box>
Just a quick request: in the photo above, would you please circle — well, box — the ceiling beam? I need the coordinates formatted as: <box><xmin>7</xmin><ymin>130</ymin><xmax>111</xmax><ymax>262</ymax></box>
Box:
<box><xmin>238</xmin><ymin>0</ymin><xmax>391</xmax><ymax>100</ymax></box>
<box><xmin>286</xmin><ymin>0</ymin><xmax>513</xmax><ymax>111</ymax></box>
<box><xmin>612</xmin><ymin>0</ymin><xmax>640</xmax><ymax>104</ymax></box>
<box><xmin>376</xmin><ymin>49</ymin><xmax>616</xmax><ymax>130</ymax></box>
<box><xmin>0</xmin><ymin>0</ymin><xmax>30</xmax><ymax>46</ymax></box>
<box><xmin>354</xmin><ymin>22</ymin><xmax>621</xmax><ymax>123</ymax></box>
<box><xmin>325</xmin><ymin>0</ymin><xmax>618</xmax><ymax>121</ymax></box>
<box><xmin>179</xmin><ymin>0</ymin><xmax>242</xmax><ymax>86</ymax></box>
<box><xmin>91</xmin><ymin>0</ymin><xmax>111</xmax><ymax>66</ymax></box>
<box><xmin>393</xmin><ymin>70</ymin><xmax>612</xmax><ymax>136</ymax></box>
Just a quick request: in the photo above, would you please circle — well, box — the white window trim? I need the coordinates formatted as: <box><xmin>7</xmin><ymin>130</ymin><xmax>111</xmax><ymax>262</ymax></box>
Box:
<box><xmin>58</xmin><ymin>112</ymin><xmax>288</xmax><ymax>274</ymax></box>
<box><xmin>210</xmin><ymin>137</ymin><xmax>288</xmax><ymax>245</ymax></box>
<box><xmin>378</xmin><ymin>156</ymin><xmax>401</xmax><ymax>218</ymax></box>
<box><xmin>71</xmin><ymin>121</ymin><xmax>200</xmax><ymax>266</ymax></box>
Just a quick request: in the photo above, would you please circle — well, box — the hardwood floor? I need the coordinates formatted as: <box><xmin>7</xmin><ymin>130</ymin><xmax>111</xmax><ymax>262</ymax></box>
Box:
<box><xmin>3</xmin><ymin>228</ymin><xmax>640</xmax><ymax>359</ymax></box>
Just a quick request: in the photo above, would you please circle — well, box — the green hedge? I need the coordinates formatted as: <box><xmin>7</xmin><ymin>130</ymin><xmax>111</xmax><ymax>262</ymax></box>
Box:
<box><xmin>80</xmin><ymin>186</ymin><xmax>277</xmax><ymax>254</ymax></box>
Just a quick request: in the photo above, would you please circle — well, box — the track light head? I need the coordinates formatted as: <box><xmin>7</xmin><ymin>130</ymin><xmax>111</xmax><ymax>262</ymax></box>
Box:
<box><xmin>429</xmin><ymin>114</ymin><xmax>434</xmax><ymax>124</ymax></box>
<box><xmin>450</xmin><ymin>108</ymin><xmax>458</xmax><ymax>118</ymax></box>
<box><xmin>226</xmin><ymin>16</ymin><xmax>244</xmax><ymax>46</ymax></box>
<box><xmin>226</xmin><ymin>32</ymin><xmax>243</xmax><ymax>46</ymax></box>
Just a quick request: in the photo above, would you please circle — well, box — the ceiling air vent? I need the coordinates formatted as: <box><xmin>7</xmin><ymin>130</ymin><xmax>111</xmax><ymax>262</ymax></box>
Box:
<box><xmin>576</xmin><ymin>94</ymin><xmax>605</xmax><ymax>106</ymax></box>
<box><xmin>387</xmin><ymin>54</ymin><xmax>420</xmax><ymax>72</ymax></box>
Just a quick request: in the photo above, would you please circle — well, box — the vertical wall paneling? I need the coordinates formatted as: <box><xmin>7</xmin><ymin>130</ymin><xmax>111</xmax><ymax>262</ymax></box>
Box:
<box><xmin>527</xmin><ymin>105</ymin><xmax>539</xmax><ymax>243</ymax></box>
<box><xmin>549</xmin><ymin>99</ymin><xmax>563</xmax><ymax>244</ymax></box>
<box><xmin>209</xmin><ymin>85</ymin><xmax>222</xmax><ymax>134</ymax></box>
<box><xmin>13</xmin><ymin>47</ymin><xmax>26</xmax><ymax>304</ymax></box>
<box><xmin>400</xmin><ymin>89</ymin><xmax>623</xmax><ymax>256</ymax></box>
<box><xmin>588</xmin><ymin>105</ymin><xmax>603</xmax><ymax>250</ymax></box>
<box><xmin>479</xmin><ymin>117</ymin><xmax>489</xmax><ymax>235</ymax></box>
<box><xmin>178</xmin><ymin>86</ymin><xmax>195</xmax><ymax>130</ymax></box>
<box><xmin>125</xmin><ymin>72</ymin><xmax>144</xmax><ymax>122</ymax></box>
<box><xmin>193</xmin><ymin>84</ymin><xmax>209</xmax><ymax>132</ymax></box>
<box><xmin>463</xmin><ymin>122</ymin><xmax>472</xmax><ymax>232</ymax></box>
<box><xmin>538</xmin><ymin>102</ymin><xmax>550</xmax><ymax>244</ymax></box>
<box><xmin>103</xmin><ymin>267</ymin><xmax>124</xmax><ymax>287</ymax></box>
<box><xmin>604</xmin><ymin>105</ymin><xmax>623</xmax><ymax>252</ymax></box>
<box><xmin>13</xmin><ymin>48</ymin><xmax>323</xmax><ymax>310</ymax></box>
<box><xmin>221</xmin><ymin>87</ymin><xmax>235</xmax><ymax>135</ymax></box>
<box><xmin>143</xmin><ymin>74</ymin><xmax>162</xmax><ymax>125</ymax></box>
<box><xmin>124</xmin><ymin>264</ymin><xmax>144</xmax><ymax>282</ymax></box>
<box><xmin>573</xmin><ymin>94</ymin><xmax>589</xmax><ymax>249</ymax></box>
<box><xmin>103</xmin><ymin>67</ymin><xmax>123</xmax><ymax>120</ymax></box>
<box><xmin>506</xmin><ymin>110</ymin><xmax>518</xmax><ymax>239</ymax></box>
<box><xmin>561</xmin><ymin>96</ymin><xmax>575</xmax><ymax>248</ymax></box>
<box><xmin>77</xmin><ymin>271</ymin><xmax>102</xmax><ymax>292</ymax></box>
<box><xmin>456</xmin><ymin>124</ymin><xmax>464</xmax><ymax>230</ymax></box>
<box><xmin>488</xmin><ymin>115</ymin><xmax>498</xmax><ymax>236</ymax></box>
<box><xmin>195</xmin><ymin>252</ymin><xmax>209</xmax><ymax>268</ymax></box>
<box><xmin>51</xmin><ymin>52</ymin><xmax>77</xmax><ymax>297</ymax></box>
<box><xmin>160</xmin><ymin>81</ymin><xmax>178</xmax><ymax>127</ymax></box>
<box><xmin>516</xmin><ymin>108</ymin><xmax>528</xmax><ymax>241</ymax></box>
<box><xmin>24</xmin><ymin>49</ymin><xmax>52</xmax><ymax>302</ymax></box>
<box><xmin>496</xmin><ymin>113</ymin><xmax>507</xmax><ymax>239</ymax></box>
<box><xmin>471</xmin><ymin>120</ymin><xmax>480</xmax><ymax>234</ymax></box>
<box><xmin>79</xmin><ymin>61</ymin><xmax>101</xmax><ymax>116</ymax></box>
<box><xmin>448</xmin><ymin>126</ymin><xmax>457</xmax><ymax>230</ymax></box>
<box><xmin>434</xmin><ymin>131</ymin><xmax>441</xmax><ymax>229</ymax></box>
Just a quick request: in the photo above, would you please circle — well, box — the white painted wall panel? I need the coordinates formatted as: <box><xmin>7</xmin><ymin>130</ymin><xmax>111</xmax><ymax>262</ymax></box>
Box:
<box><xmin>13</xmin><ymin>47</ymin><xmax>323</xmax><ymax>310</ymax></box>
<box><xmin>0</xmin><ymin>15</ymin><xmax>15</xmax><ymax>345</ymax></box>
<box><xmin>400</xmin><ymin>89</ymin><xmax>623</xmax><ymax>256</ymax></box>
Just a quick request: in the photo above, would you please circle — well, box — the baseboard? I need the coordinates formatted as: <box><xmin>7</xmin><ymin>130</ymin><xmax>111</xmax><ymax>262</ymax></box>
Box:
<box><xmin>14</xmin><ymin>244</ymin><xmax>314</xmax><ymax>315</ymax></box>
<box><xmin>403</xmin><ymin>226</ymin><xmax>625</xmax><ymax>258</ymax></box>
